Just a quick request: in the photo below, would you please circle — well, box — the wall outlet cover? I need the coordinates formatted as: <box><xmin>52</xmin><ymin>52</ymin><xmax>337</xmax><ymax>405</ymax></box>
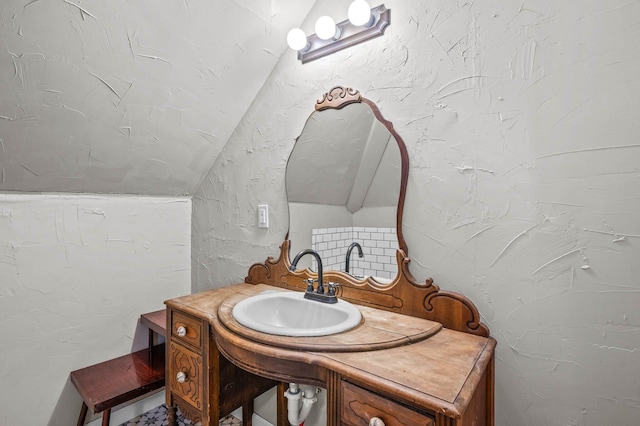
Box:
<box><xmin>258</xmin><ymin>204</ymin><xmax>269</xmax><ymax>228</ymax></box>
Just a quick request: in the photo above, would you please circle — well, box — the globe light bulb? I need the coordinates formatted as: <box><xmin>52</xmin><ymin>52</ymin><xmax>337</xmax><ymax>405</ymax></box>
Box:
<box><xmin>348</xmin><ymin>0</ymin><xmax>373</xmax><ymax>27</ymax></box>
<box><xmin>287</xmin><ymin>28</ymin><xmax>308</xmax><ymax>51</ymax></box>
<box><xmin>315</xmin><ymin>16</ymin><xmax>338</xmax><ymax>40</ymax></box>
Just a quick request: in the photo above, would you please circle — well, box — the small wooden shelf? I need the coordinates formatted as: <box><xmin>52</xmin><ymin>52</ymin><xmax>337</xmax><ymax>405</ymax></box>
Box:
<box><xmin>140</xmin><ymin>309</ymin><xmax>167</xmax><ymax>339</ymax></box>
<box><xmin>70</xmin><ymin>310</ymin><xmax>167</xmax><ymax>426</ymax></box>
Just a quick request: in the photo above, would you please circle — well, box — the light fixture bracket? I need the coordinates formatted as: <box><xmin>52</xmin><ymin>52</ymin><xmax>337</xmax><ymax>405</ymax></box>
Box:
<box><xmin>298</xmin><ymin>5</ymin><xmax>390</xmax><ymax>64</ymax></box>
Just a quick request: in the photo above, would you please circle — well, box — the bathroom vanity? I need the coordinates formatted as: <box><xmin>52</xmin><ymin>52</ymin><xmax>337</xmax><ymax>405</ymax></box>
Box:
<box><xmin>166</xmin><ymin>87</ymin><xmax>495</xmax><ymax>426</ymax></box>
<box><xmin>166</xmin><ymin>279</ymin><xmax>494</xmax><ymax>426</ymax></box>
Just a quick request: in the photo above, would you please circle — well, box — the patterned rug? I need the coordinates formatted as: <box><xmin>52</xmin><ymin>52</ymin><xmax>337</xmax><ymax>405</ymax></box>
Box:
<box><xmin>119</xmin><ymin>404</ymin><xmax>242</xmax><ymax>426</ymax></box>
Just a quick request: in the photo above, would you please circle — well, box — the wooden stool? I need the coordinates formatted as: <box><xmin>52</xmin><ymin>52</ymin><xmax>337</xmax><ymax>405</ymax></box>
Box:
<box><xmin>139</xmin><ymin>309</ymin><xmax>167</xmax><ymax>352</ymax></box>
<box><xmin>70</xmin><ymin>310</ymin><xmax>167</xmax><ymax>426</ymax></box>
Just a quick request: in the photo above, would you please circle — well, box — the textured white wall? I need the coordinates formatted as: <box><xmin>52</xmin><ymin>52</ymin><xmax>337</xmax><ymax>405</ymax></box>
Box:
<box><xmin>193</xmin><ymin>0</ymin><xmax>640</xmax><ymax>424</ymax></box>
<box><xmin>0</xmin><ymin>193</ymin><xmax>191</xmax><ymax>426</ymax></box>
<box><xmin>0</xmin><ymin>0</ymin><xmax>313</xmax><ymax>196</ymax></box>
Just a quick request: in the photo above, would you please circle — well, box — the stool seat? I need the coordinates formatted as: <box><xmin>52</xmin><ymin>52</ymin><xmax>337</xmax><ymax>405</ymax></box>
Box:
<box><xmin>70</xmin><ymin>310</ymin><xmax>167</xmax><ymax>425</ymax></box>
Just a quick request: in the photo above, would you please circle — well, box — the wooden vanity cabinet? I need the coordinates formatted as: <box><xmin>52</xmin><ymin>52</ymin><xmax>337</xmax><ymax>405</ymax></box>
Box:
<box><xmin>167</xmin><ymin>280</ymin><xmax>494</xmax><ymax>426</ymax></box>
<box><xmin>166</xmin><ymin>307</ymin><xmax>276</xmax><ymax>426</ymax></box>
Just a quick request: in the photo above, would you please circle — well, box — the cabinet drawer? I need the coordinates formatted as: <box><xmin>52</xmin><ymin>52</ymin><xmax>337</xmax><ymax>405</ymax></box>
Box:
<box><xmin>341</xmin><ymin>381</ymin><xmax>434</xmax><ymax>426</ymax></box>
<box><xmin>168</xmin><ymin>342</ymin><xmax>204</xmax><ymax>411</ymax></box>
<box><xmin>171</xmin><ymin>310</ymin><xmax>203</xmax><ymax>349</ymax></box>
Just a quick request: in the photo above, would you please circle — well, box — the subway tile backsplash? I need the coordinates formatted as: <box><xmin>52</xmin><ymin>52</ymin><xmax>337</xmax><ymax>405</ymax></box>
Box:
<box><xmin>311</xmin><ymin>227</ymin><xmax>399</xmax><ymax>280</ymax></box>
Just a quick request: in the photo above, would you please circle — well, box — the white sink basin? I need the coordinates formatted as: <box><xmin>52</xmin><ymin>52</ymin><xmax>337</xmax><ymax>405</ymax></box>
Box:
<box><xmin>232</xmin><ymin>291</ymin><xmax>362</xmax><ymax>337</ymax></box>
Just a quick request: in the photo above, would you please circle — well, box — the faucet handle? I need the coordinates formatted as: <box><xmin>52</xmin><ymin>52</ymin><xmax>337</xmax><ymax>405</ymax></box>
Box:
<box><xmin>304</xmin><ymin>278</ymin><xmax>315</xmax><ymax>292</ymax></box>
<box><xmin>327</xmin><ymin>282</ymin><xmax>339</xmax><ymax>296</ymax></box>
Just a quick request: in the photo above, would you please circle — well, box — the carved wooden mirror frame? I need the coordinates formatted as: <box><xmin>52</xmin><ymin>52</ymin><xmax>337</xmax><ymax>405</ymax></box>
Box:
<box><xmin>246</xmin><ymin>86</ymin><xmax>489</xmax><ymax>337</ymax></box>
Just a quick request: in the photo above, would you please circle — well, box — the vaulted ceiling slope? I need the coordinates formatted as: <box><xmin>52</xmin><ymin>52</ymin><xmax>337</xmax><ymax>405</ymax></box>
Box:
<box><xmin>0</xmin><ymin>0</ymin><xmax>313</xmax><ymax>196</ymax></box>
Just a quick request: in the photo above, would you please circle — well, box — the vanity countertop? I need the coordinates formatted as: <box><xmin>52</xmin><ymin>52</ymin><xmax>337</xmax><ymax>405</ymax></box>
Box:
<box><xmin>165</xmin><ymin>283</ymin><xmax>496</xmax><ymax>419</ymax></box>
<box><xmin>216</xmin><ymin>284</ymin><xmax>443</xmax><ymax>352</ymax></box>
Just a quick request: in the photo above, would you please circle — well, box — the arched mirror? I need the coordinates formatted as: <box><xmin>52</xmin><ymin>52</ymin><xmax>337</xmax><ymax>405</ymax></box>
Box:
<box><xmin>285</xmin><ymin>86</ymin><xmax>408</xmax><ymax>283</ymax></box>
<box><xmin>246</xmin><ymin>86</ymin><xmax>488</xmax><ymax>336</ymax></box>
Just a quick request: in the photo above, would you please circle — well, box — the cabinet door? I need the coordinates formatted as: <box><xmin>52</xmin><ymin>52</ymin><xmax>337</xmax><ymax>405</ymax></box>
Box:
<box><xmin>341</xmin><ymin>381</ymin><xmax>434</xmax><ymax>426</ymax></box>
<box><xmin>169</xmin><ymin>341</ymin><xmax>204</xmax><ymax>411</ymax></box>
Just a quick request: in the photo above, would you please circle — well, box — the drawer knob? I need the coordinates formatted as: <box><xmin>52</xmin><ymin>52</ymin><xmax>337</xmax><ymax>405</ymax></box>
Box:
<box><xmin>369</xmin><ymin>418</ymin><xmax>385</xmax><ymax>426</ymax></box>
<box><xmin>176</xmin><ymin>326</ymin><xmax>187</xmax><ymax>337</ymax></box>
<box><xmin>176</xmin><ymin>371</ymin><xmax>187</xmax><ymax>383</ymax></box>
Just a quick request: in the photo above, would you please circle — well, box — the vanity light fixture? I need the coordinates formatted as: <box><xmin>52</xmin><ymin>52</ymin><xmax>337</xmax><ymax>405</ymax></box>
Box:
<box><xmin>287</xmin><ymin>2</ymin><xmax>390</xmax><ymax>64</ymax></box>
<box><xmin>348</xmin><ymin>0</ymin><xmax>375</xmax><ymax>27</ymax></box>
<box><xmin>315</xmin><ymin>16</ymin><xmax>340</xmax><ymax>40</ymax></box>
<box><xmin>287</xmin><ymin>28</ymin><xmax>309</xmax><ymax>51</ymax></box>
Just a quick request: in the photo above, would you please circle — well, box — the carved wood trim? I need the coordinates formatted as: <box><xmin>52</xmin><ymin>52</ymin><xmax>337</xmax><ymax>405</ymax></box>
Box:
<box><xmin>169</xmin><ymin>342</ymin><xmax>203</xmax><ymax>410</ymax></box>
<box><xmin>245</xmin><ymin>241</ymin><xmax>490</xmax><ymax>337</ymax></box>
<box><xmin>171</xmin><ymin>395</ymin><xmax>203</xmax><ymax>425</ymax></box>
<box><xmin>315</xmin><ymin>86</ymin><xmax>362</xmax><ymax>111</ymax></box>
<box><xmin>244</xmin><ymin>245</ymin><xmax>289</xmax><ymax>285</ymax></box>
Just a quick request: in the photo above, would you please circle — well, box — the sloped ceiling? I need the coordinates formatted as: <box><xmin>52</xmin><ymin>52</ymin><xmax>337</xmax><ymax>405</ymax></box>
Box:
<box><xmin>0</xmin><ymin>0</ymin><xmax>314</xmax><ymax>195</ymax></box>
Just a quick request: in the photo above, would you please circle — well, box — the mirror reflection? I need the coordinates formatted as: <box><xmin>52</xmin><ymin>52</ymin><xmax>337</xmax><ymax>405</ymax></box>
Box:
<box><xmin>286</xmin><ymin>94</ymin><xmax>402</xmax><ymax>282</ymax></box>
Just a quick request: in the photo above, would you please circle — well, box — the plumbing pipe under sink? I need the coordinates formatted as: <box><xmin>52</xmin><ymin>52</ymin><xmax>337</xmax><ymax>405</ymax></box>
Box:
<box><xmin>284</xmin><ymin>383</ymin><xmax>319</xmax><ymax>426</ymax></box>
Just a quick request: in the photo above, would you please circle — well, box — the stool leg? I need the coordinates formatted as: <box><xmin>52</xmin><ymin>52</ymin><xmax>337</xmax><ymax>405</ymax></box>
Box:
<box><xmin>148</xmin><ymin>328</ymin><xmax>155</xmax><ymax>364</ymax></box>
<box><xmin>77</xmin><ymin>402</ymin><xmax>88</xmax><ymax>426</ymax></box>
<box><xmin>101</xmin><ymin>408</ymin><xmax>111</xmax><ymax>426</ymax></box>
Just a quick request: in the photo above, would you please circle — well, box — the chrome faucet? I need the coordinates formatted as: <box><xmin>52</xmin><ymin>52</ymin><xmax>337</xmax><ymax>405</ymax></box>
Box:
<box><xmin>289</xmin><ymin>249</ymin><xmax>338</xmax><ymax>304</ymax></box>
<box><xmin>345</xmin><ymin>242</ymin><xmax>364</xmax><ymax>274</ymax></box>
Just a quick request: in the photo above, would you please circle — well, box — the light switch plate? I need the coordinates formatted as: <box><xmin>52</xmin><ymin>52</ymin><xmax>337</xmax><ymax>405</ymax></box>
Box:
<box><xmin>258</xmin><ymin>204</ymin><xmax>269</xmax><ymax>228</ymax></box>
